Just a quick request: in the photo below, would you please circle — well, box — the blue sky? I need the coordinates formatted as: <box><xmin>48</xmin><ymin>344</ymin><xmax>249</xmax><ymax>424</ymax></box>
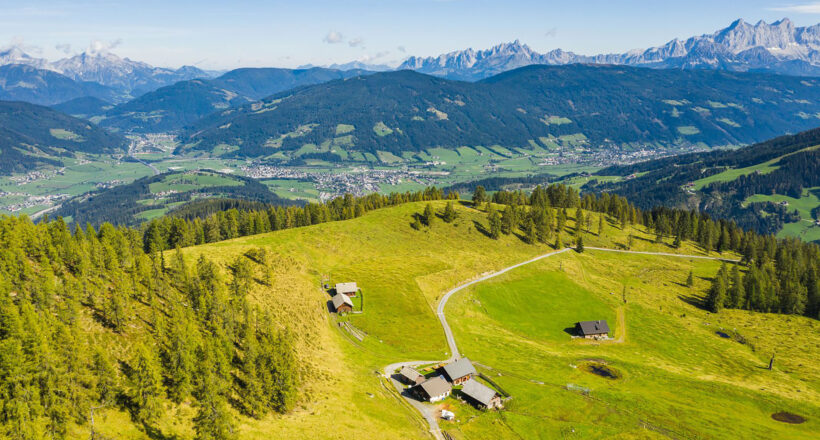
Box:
<box><xmin>3</xmin><ymin>0</ymin><xmax>820</xmax><ymax>69</ymax></box>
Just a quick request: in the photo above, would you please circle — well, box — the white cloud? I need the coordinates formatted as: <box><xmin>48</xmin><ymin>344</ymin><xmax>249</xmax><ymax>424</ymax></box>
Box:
<box><xmin>323</xmin><ymin>31</ymin><xmax>344</xmax><ymax>44</ymax></box>
<box><xmin>545</xmin><ymin>27</ymin><xmax>557</xmax><ymax>38</ymax></box>
<box><xmin>2</xmin><ymin>36</ymin><xmax>42</xmax><ymax>54</ymax></box>
<box><xmin>55</xmin><ymin>43</ymin><xmax>72</xmax><ymax>54</ymax></box>
<box><xmin>348</xmin><ymin>37</ymin><xmax>364</xmax><ymax>48</ymax></box>
<box><xmin>770</xmin><ymin>2</ymin><xmax>820</xmax><ymax>13</ymax></box>
<box><xmin>397</xmin><ymin>45</ymin><xmax>406</xmax><ymax>53</ymax></box>
<box><xmin>87</xmin><ymin>38</ymin><xmax>123</xmax><ymax>54</ymax></box>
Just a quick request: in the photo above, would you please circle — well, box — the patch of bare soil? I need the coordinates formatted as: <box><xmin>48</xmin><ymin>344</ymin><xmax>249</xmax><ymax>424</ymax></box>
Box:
<box><xmin>771</xmin><ymin>412</ymin><xmax>806</xmax><ymax>424</ymax></box>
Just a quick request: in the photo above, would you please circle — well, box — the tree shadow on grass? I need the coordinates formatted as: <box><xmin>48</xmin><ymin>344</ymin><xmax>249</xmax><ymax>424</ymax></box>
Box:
<box><xmin>472</xmin><ymin>220</ymin><xmax>492</xmax><ymax>239</ymax></box>
<box><xmin>678</xmin><ymin>293</ymin><xmax>708</xmax><ymax>311</ymax></box>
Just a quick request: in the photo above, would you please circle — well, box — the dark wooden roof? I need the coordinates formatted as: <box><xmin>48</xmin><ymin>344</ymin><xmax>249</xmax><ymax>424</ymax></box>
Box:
<box><xmin>576</xmin><ymin>320</ymin><xmax>610</xmax><ymax>335</ymax></box>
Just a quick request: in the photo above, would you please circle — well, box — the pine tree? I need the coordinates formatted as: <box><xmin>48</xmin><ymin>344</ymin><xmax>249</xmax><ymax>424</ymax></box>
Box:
<box><xmin>423</xmin><ymin>203</ymin><xmax>435</xmax><ymax>227</ymax></box>
<box><xmin>686</xmin><ymin>270</ymin><xmax>694</xmax><ymax>288</ymax></box>
<box><xmin>627</xmin><ymin>234</ymin><xmax>634</xmax><ymax>250</ymax></box>
<box><xmin>555</xmin><ymin>231</ymin><xmax>563</xmax><ymax>249</ymax></box>
<box><xmin>728</xmin><ymin>265</ymin><xmax>745</xmax><ymax>308</ymax></box>
<box><xmin>598</xmin><ymin>214</ymin><xmax>604</xmax><ymax>236</ymax></box>
<box><xmin>442</xmin><ymin>202</ymin><xmax>457</xmax><ymax>223</ymax></box>
<box><xmin>576</xmin><ymin>235</ymin><xmax>584</xmax><ymax>253</ymax></box>
<box><xmin>487</xmin><ymin>208</ymin><xmax>501</xmax><ymax>239</ymax></box>
<box><xmin>707</xmin><ymin>265</ymin><xmax>729</xmax><ymax>313</ymax></box>
<box><xmin>411</xmin><ymin>216</ymin><xmax>422</xmax><ymax>231</ymax></box>
<box><xmin>472</xmin><ymin>186</ymin><xmax>486</xmax><ymax>206</ymax></box>
<box><xmin>193</xmin><ymin>345</ymin><xmax>234</xmax><ymax>440</ymax></box>
<box><xmin>524</xmin><ymin>218</ymin><xmax>536</xmax><ymax>244</ymax></box>
<box><xmin>500</xmin><ymin>206</ymin><xmax>514</xmax><ymax>235</ymax></box>
<box><xmin>132</xmin><ymin>343</ymin><xmax>165</xmax><ymax>426</ymax></box>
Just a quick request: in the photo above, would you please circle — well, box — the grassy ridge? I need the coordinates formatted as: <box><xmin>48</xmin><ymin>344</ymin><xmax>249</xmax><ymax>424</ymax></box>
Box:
<box><xmin>158</xmin><ymin>200</ymin><xmax>818</xmax><ymax>439</ymax></box>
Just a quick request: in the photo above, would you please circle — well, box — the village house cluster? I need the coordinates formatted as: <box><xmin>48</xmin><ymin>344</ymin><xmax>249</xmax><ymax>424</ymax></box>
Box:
<box><xmin>398</xmin><ymin>358</ymin><xmax>504</xmax><ymax>411</ymax></box>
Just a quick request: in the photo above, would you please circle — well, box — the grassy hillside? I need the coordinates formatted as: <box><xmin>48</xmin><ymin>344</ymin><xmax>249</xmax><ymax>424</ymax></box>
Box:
<box><xmin>166</xmin><ymin>200</ymin><xmax>818</xmax><ymax>439</ymax></box>
<box><xmin>588</xmin><ymin>127</ymin><xmax>820</xmax><ymax>241</ymax></box>
<box><xmin>180</xmin><ymin>65</ymin><xmax>820</xmax><ymax>158</ymax></box>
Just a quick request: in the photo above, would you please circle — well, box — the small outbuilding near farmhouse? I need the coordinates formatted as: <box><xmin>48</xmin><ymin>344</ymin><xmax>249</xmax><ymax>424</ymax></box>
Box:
<box><xmin>332</xmin><ymin>294</ymin><xmax>354</xmax><ymax>314</ymax></box>
<box><xmin>335</xmin><ymin>282</ymin><xmax>359</xmax><ymax>297</ymax></box>
<box><xmin>460</xmin><ymin>378</ymin><xmax>503</xmax><ymax>410</ymax></box>
<box><xmin>398</xmin><ymin>366</ymin><xmax>425</xmax><ymax>385</ymax></box>
<box><xmin>441</xmin><ymin>357</ymin><xmax>477</xmax><ymax>385</ymax></box>
<box><xmin>575</xmin><ymin>320</ymin><xmax>610</xmax><ymax>339</ymax></box>
<box><xmin>415</xmin><ymin>376</ymin><xmax>452</xmax><ymax>403</ymax></box>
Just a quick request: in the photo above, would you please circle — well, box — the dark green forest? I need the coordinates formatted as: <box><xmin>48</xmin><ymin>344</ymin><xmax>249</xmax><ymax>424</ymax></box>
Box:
<box><xmin>180</xmin><ymin>65</ymin><xmax>820</xmax><ymax>157</ymax></box>
<box><xmin>589</xmin><ymin>127</ymin><xmax>820</xmax><ymax>236</ymax></box>
<box><xmin>0</xmin><ymin>100</ymin><xmax>126</xmax><ymax>173</ymax></box>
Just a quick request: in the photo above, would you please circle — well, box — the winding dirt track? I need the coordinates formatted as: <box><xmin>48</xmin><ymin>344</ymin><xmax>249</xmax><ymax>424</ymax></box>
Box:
<box><xmin>381</xmin><ymin>247</ymin><xmax>736</xmax><ymax>439</ymax></box>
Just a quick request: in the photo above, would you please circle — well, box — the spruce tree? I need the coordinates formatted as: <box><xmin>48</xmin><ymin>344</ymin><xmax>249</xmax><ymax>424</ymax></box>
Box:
<box><xmin>707</xmin><ymin>265</ymin><xmax>729</xmax><ymax>313</ymax></box>
<box><xmin>132</xmin><ymin>343</ymin><xmax>165</xmax><ymax>426</ymax></box>
<box><xmin>728</xmin><ymin>265</ymin><xmax>745</xmax><ymax>308</ymax></box>
<box><xmin>488</xmin><ymin>208</ymin><xmax>501</xmax><ymax>239</ymax></box>
<box><xmin>442</xmin><ymin>202</ymin><xmax>457</xmax><ymax>223</ymax></box>
<box><xmin>686</xmin><ymin>270</ymin><xmax>694</xmax><ymax>288</ymax></box>
<box><xmin>524</xmin><ymin>218</ymin><xmax>536</xmax><ymax>244</ymax></box>
<box><xmin>423</xmin><ymin>203</ymin><xmax>435</xmax><ymax>227</ymax></box>
<box><xmin>471</xmin><ymin>186</ymin><xmax>486</xmax><ymax>206</ymax></box>
<box><xmin>576</xmin><ymin>235</ymin><xmax>584</xmax><ymax>253</ymax></box>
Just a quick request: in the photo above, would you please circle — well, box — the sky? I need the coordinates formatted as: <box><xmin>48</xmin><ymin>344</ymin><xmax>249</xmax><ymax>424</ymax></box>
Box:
<box><xmin>3</xmin><ymin>0</ymin><xmax>820</xmax><ymax>70</ymax></box>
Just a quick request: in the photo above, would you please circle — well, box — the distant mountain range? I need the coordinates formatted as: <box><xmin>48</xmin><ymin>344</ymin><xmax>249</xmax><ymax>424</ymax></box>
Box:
<box><xmin>0</xmin><ymin>46</ymin><xmax>209</xmax><ymax>97</ymax></box>
<box><xmin>0</xmin><ymin>100</ymin><xmax>125</xmax><ymax>174</ymax></box>
<box><xmin>178</xmin><ymin>64</ymin><xmax>820</xmax><ymax>158</ymax></box>
<box><xmin>399</xmin><ymin>19</ymin><xmax>820</xmax><ymax>80</ymax></box>
<box><xmin>95</xmin><ymin>67</ymin><xmax>374</xmax><ymax>133</ymax></box>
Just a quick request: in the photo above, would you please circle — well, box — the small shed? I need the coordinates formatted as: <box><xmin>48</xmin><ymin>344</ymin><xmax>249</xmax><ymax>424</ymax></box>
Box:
<box><xmin>398</xmin><ymin>366</ymin><xmax>425</xmax><ymax>385</ymax></box>
<box><xmin>575</xmin><ymin>320</ymin><xmax>610</xmax><ymax>339</ymax></box>
<box><xmin>460</xmin><ymin>378</ymin><xmax>503</xmax><ymax>409</ymax></box>
<box><xmin>415</xmin><ymin>376</ymin><xmax>451</xmax><ymax>403</ymax></box>
<box><xmin>441</xmin><ymin>357</ymin><xmax>477</xmax><ymax>385</ymax></box>
<box><xmin>332</xmin><ymin>294</ymin><xmax>354</xmax><ymax>314</ymax></box>
<box><xmin>335</xmin><ymin>282</ymin><xmax>359</xmax><ymax>297</ymax></box>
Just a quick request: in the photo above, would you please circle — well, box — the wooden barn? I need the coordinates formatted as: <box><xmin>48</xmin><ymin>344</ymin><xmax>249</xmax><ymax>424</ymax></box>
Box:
<box><xmin>575</xmin><ymin>320</ymin><xmax>610</xmax><ymax>339</ymax></box>
<box><xmin>398</xmin><ymin>366</ymin><xmax>425</xmax><ymax>385</ymax></box>
<box><xmin>332</xmin><ymin>293</ymin><xmax>354</xmax><ymax>314</ymax></box>
<box><xmin>441</xmin><ymin>357</ymin><xmax>477</xmax><ymax>385</ymax></box>
<box><xmin>460</xmin><ymin>378</ymin><xmax>503</xmax><ymax>410</ymax></box>
<box><xmin>335</xmin><ymin>282</ymin><xmax>359</xmax><ymax>297</ymax></box>
<box><xmin>414</xmin><ymin>376</ymin><xmax>451</xmax><ymax>403</ymax></box>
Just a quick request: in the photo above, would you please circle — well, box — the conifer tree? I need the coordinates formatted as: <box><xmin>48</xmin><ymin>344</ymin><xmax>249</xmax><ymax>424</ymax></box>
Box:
<box><xmin>472</xmin><ymin>186</ymin><xmax>486</xmax><ymax>206</ymax></box>
<box><xmin>442</xmin><ymin>202</ymin><xmax>457</xmax><ymax>223</ymax></box>
<box><xmin>524</xmin><ymin>218</ymin><xmax>536</xmax><ymax>244</ymax></box>
<box><xmin>487</xmin><ymin>208</ymin><xmax>501</xmax><ymax>239</ymax></box>
<box><xmin>501</xmin><ymin>206</ymin><xmax>514</xmax><ymax>235</ymax></box>
<box><xmin>423</xmin><ymin>203</ymin><xmax>435</xmax><ymax>227</ymax></box>
<box><xmin>686</xmin><ymin>270</ymin><xmax>694</xmax><ymax>288</ymax></box>
<box><xmin>576</xmin><ymin>235</ymin><xmax>584</xmax><ymax>253</ymax></box>
<box><xmin>728</xmin><ymin>265</ymin><xmax>745</xmax><ymax>308</ymax></box>
<box><xmin>132</xmin><ymin>343</ymin><xmax>165</xmax><ymax>426</ymax></box>
<box><xmin>707</xmin><ymin>265</ymin><xmax>729</xmax><ymax>313</ymax></box>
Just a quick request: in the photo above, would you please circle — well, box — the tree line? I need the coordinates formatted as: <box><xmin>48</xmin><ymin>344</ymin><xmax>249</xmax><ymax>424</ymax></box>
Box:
<box><xmin>470</xmin><ymin>184</ymin><xmax>820</xmax><ymax>319</ymax></box>
<box><xmin>141</xmin><ymin>187</ymin><xmax>456</xmax><ymax>253</ymax></box>
<box><xmin>0</xmin><ymin>215</ymin><xmax>297</xmax><ymax>439</ymax></box>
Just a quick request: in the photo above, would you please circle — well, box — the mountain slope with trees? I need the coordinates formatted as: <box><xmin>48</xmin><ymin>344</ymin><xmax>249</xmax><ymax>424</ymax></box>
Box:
<box><xmin>0</xmin><ymin>100</ymin><xmax>126</xmax><ymax>174</ymax></box>
<box><xmin>98</xmin><ymin>67</ymin><xmax>373</xmax><ymax>133</ymax></box>
<box><xmin>585</xmin><ymin>127</ymin><xmax>820</xmax><ymax>240</ymax></box>
<box><xmin>179</xmin><ymin>65</ymin><xmax>820</xmax><ymax>157</ymax></box>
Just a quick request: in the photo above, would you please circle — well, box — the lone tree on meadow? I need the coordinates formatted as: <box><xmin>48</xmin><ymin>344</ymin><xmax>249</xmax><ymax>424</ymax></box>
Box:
<box><xmin>472</xmin><ymin>186</ymin><xmax>486</xmax><ymax>206</ymax></box>
<box><xmin>576</xmin><ymin>235</ymin><xmax>585</xmax><ymax>253</ymax></box>
<box><xmin>423</xmin><ymin>203</ymin><xmax>435</xmax><ymax>226</ymax></box>
<box><xmin>442</xmin><ymin>201</ymin><xmax>457</xmax><ymax>223</ymax></box>
<box><xmin>686</xmin><ymin>270</ymin><xmax>694</xmax><ymax>287</ymax></box>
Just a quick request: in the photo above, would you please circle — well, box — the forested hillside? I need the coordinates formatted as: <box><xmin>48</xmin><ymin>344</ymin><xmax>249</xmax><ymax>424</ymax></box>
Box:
<box><xmin>0</xmin><ymin>101</ymin><xmax>126</xmax><ymax>174</ymax></box>
<box><xmin>54</xmin><ymin>170</ymin><xmax>296</xmax><ymax>226</ymax></box>
<box><xmin>0</xmin><ymin>216</ymin><xmax>298</xmax><ymax>439</ymax></box>
<box><xmin>587</xmin><ymin>127</ymin><xmax>820</xmax><ymax>239</ymax></box>
<box><xmin>97</xmin><ymin>67</ymin><xmax>372</xmax><ymax>133</ymax></box>
<box><xmin>180</xmin><ymin>65</ymin><xmax>820</xmax><ymax>157</ymax></box>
